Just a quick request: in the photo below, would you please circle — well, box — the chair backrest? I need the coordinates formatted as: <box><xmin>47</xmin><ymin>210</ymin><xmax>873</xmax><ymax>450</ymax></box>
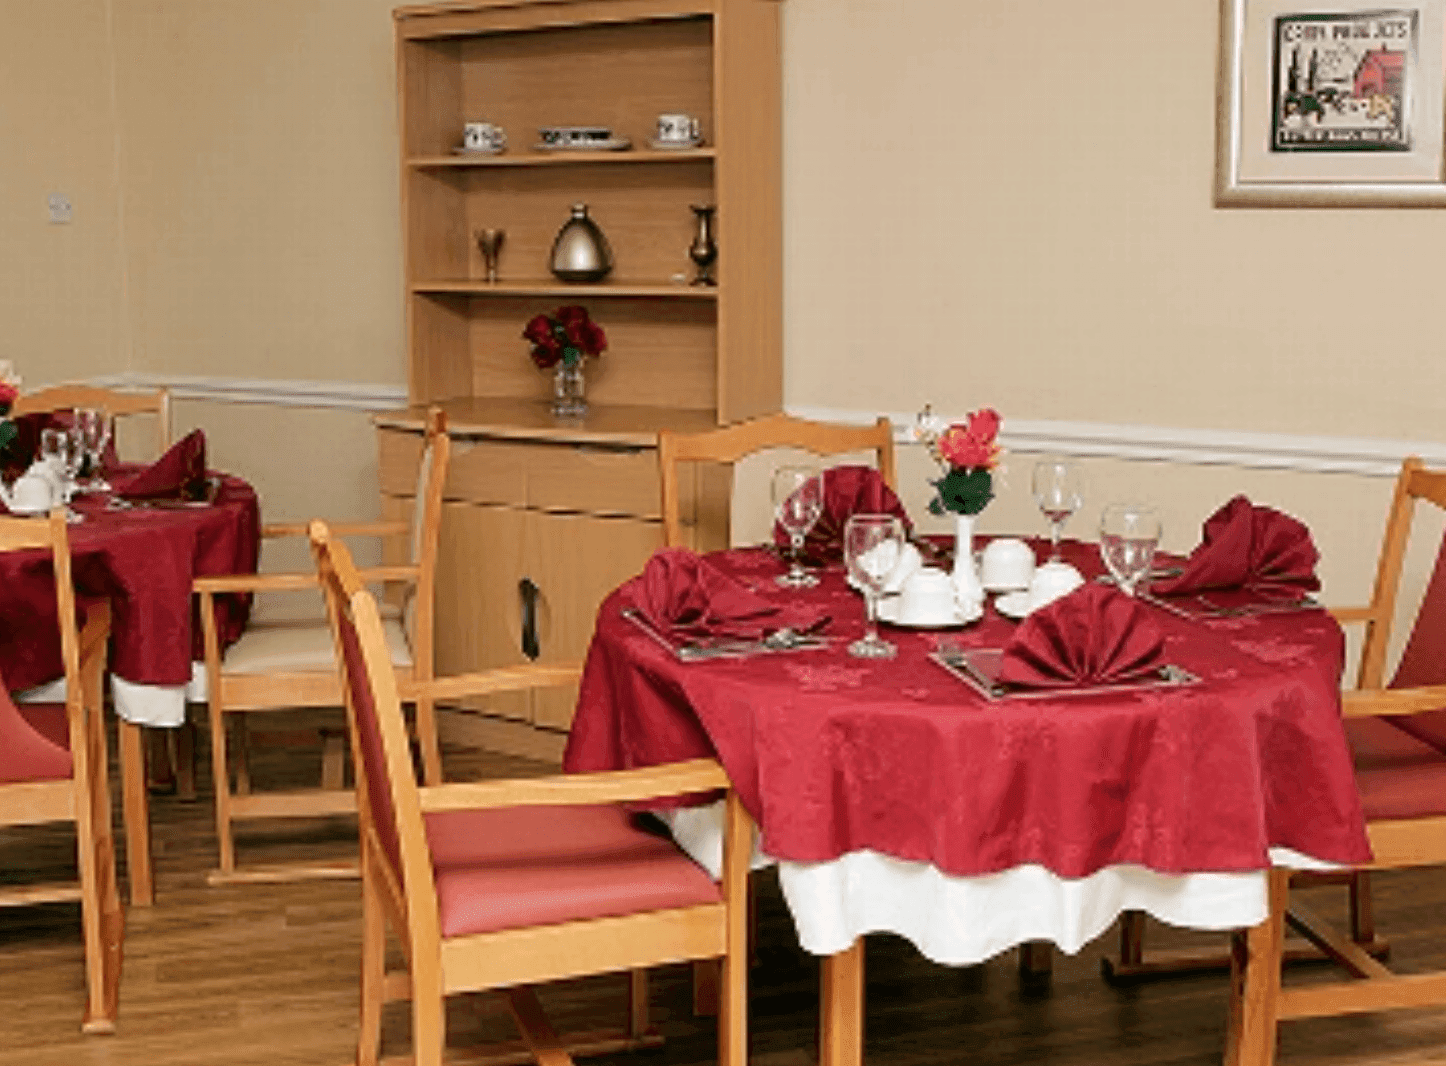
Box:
<box><xmin>403</xmin><ymin>407</ymin><xmax>450</xmax><ymax>665</ymax></box>
<box><xmin>0</xmin><ymin>512</ymin><xmax>94</xmax><ymax>786</ymax></box>
<box><xmin>1355</xmin><ymin>457</ymin><xmax>1446</xmax><ymax>690</ymax></box>
<box><xmin>13</xmin><ymin>385</ymin><xmax>171</xmax><ymax>458</ymax></box>
<box><xmin>313</xmin><ymin>523</ymin><xmax>439</xmax><ymax>945</ymax></box>
<box><xmin>657</xmin><ymin>412</ymin><xmax>896</xmax><ymax>548</ymax></box>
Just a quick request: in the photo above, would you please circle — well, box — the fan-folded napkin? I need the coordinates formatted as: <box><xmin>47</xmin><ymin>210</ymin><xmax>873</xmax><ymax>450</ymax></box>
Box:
<box><xmin>997</xmin><ymin>583</ymin><xmax>1166</xmax><ymax>689</ymax></box>
<box><xmin>771</xmin><ymin>465</ymin><xmax>911</xmax><ymax>564</ymax></box>
<box><xmin>1152</xmin><ymin>495</ymin><xmax>1319</xmax><ymax>597</ymax></box>
<box><xmin>632</xmin><ymin>548</ymin><xmax>828</xmax><ymax>641</ymax></box>
<box><xmin>114</xmin><ymin>429</ymin><xmax>208</xmax><ymax>500</ymax></box>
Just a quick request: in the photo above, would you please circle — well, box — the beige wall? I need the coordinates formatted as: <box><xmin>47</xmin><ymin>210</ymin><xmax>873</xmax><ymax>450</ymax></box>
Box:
<box><xmin>5</xmin><ymin>0</ymin><xmax>1444</xmax><ymax>645</ymax></box>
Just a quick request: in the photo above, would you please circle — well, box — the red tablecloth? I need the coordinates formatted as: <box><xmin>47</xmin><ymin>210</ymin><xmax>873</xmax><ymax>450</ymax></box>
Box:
<box><xmin>565</xmin><ymin>540</ymin><xmax>1372</xmax><ymax>879</ymax></box>
<box><xmin>0</xmin><ymin>474</ymin><xmax>260</xmax><ymax>693</ymax></box>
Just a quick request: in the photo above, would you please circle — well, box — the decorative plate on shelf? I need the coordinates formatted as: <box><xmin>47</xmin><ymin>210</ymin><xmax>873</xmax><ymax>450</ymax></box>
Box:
<box><xmin>534</xmin><ymin>137</ymin><xmax>633</xmax><ymax>152</ymax></box>
<box><xmin>452</xmin><ymin>145</ymin><xmax>505</xmax><ymax>156</ymax></box>
<box><xmin>648</xmin><ymin>137</ymin><xmax>704</xmax><ymax>151</ymax></box>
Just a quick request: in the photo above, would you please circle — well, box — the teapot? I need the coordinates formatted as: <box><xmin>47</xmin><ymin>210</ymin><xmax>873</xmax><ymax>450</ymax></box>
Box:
<box><xmin>0</xmin><ymin>461</ymin><xmax>62</xmax><ymax>515</ymax></box>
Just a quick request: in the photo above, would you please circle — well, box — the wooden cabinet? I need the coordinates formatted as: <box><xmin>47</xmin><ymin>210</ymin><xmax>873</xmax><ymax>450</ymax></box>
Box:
<box><xmin>383</xmin><ymin>0</ymin><xmax>782</xmax><ymax>756</ymax></box>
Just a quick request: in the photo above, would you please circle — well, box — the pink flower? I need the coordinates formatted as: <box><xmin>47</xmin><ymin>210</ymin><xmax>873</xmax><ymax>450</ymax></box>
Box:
<box><xmin>0</xmin><ymin>382</ymin><xmax>15</xmax><ymax>410</ymax></box>
<box><xmin>965</xmin><ymin>407</ymin><xmax>1000</xmax><ymax>445</ymax></box>
<box><xmin>935</xmin><ymin>408</ymin><xmax>1001</xmax><ymax>471</ymax></box>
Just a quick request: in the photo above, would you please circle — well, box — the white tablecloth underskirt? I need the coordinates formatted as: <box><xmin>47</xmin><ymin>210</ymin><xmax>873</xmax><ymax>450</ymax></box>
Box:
<box><xmin>18</xmin><ymin>662</ymin><xmax>206</xmax><ymax>728</ymax></box>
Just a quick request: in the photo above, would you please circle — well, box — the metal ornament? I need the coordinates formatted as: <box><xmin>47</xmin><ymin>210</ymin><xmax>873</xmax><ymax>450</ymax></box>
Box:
<box><xmin>688</xmin><ymin>203</ymin><xmax>718</xmax><ymax>286</ymax></box>
<box><xmin>549</xmin><ymin>203</ymin><xmax>613</xmax><ymax>283</ymax></box>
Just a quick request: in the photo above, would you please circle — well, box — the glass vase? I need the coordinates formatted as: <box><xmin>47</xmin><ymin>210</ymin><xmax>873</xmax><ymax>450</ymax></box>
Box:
<box><xmin>552</xmin><ymin>361</ymin><xmax>588</xmax><ymax>418</ymax></box>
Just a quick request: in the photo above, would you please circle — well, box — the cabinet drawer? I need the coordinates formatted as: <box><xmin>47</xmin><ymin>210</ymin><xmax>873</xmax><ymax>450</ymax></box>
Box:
<box><xmin>526</xmin><ymin>444</ymin><xmax>660</xmax><ymax>518</ymax></box>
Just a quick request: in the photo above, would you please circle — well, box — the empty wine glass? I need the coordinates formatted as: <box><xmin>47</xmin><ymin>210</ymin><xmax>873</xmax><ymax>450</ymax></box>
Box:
<box><xmin>773</xmin><ymin>465</ymin><xmax>824</xmax><ymax>588</ymax></box>
<box><xmin>75</xmin><ymin>408</ymin><xmax>114</xmax><ymax>492</ymax></box>
<box><xmin>1099</xmin><ymin>503</ymin><xmax>1162</xmax><ymax>597</ymax></box>
<box><xmin>1033</xmin><ymin>457</ymin><xmax>1083</xmax><ymax>562</ymax></box>
<box><xmin>844</xmin><ymin>513</ymin><xmax>904</xmax><ymax>659</ymax></box>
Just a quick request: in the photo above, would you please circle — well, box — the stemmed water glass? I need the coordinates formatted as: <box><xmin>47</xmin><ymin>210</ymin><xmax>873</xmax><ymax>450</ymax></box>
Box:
<box><xmin>772</xmin><ymin>465</ymin><xmax>824</xmax><ymax>588</ymax></box>
<box><xmin>74</xmin><ymin>408</ymin><xmax>114</xmax><ymax>492</ymax></box>
<box><xmin>844</xmin><ymin>513</ymin><xmax>903</xmax><ymax>659</ymax></box>
<box><xmin>1033</xmin><ymin>457</ymin><xmax>1083</xmax><ymax>562</ymax></box>
<box><xmin>1099</xmin><ymin>503</ymin><xmax>1162</xmax><ymax>597</ymax></box>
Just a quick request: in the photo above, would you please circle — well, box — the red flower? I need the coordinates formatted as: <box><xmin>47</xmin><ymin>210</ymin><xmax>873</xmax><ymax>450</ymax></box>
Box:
<box><xmin>936</xmin><ymin>408</ymin><xmax>1001</xmax><ymax>471</ymax></box>
<box><xmin>524</xmin><ymin>305</ymin><xmax>606</xmax><ymax>368</ymax></box>
<box><xmin>964</xmin><ymin>407</ymin><xmax>1000</xmax><ymax>445</ymax></box>
<box><xmin>0</xmin><ymin>382</ymin><xmax>15</xmax><ymax>410</ymax></box>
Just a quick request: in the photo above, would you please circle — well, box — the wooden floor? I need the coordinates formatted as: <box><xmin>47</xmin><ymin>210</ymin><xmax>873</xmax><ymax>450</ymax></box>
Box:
<box><xmin>5</xmin><ymin>715</ymin><xmax>1446</xmax><ymax>1065</ymax></box>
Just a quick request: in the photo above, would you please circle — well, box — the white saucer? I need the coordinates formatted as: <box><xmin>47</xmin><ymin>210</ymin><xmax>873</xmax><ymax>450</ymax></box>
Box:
<box><xmin>994</xmin><ymin>591</ymin><xmax>1032</xmax><ymax>620</ymax></box>
<box><xmin>877</xmin><ymin>598</ymin><xmax>982</xmax><ymax>629</ymax></box>
<box><xmin>648</xmin><ymin>137</ymin><xmax>703</xmax><ymax>151</ymax></box>
<box><xmin>534</xmin><ymin>137</ymin><xmax>632</xmax><ymax>152</ymax></box>
<box><xmin>982</xmin><ymin>579</ymin><xmax>1030</xmax><ymax>593</ymax></box>
<box><xmin>452</xmin><ymin>144</ymin><xmax>504</xmax><ymax>155</ymax></box>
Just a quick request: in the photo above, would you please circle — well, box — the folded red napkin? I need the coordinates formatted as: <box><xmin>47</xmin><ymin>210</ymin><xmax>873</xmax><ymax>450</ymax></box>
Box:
<box><xmin>633</xmin><ymin>548</ymin><xmax>828</xmax><ymax>641</ymax></box>
<box><xmin>996</xmin><ymin>583</ymin><xmax>1166</xmax><ymax>689</ymax></box>
<box><xmin>771</xmin><ymin>465</ymin><xmax>911</xmax><ymax>564</ymax></box>
<box><xmin>1151</xmin><ymin>495</ymin><xmax>1320</xmax><ymax>597</ymax></box>
<box><xmin>114</xmin><ymin>429</ymin><xmax>208</xmax><ymax>500</ymax></box>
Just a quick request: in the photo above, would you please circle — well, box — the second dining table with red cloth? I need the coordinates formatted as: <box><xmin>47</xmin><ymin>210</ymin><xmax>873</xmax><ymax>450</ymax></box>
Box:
<box><xmin>0</xmin><ymin>472</ymin><xmax>260</xmax><ymax>726</ymax></box>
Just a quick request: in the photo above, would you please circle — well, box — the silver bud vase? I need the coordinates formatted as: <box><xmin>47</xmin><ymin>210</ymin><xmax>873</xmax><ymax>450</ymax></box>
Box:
<box><xmin>550</xmin><ymin>203</ymin><xmax>613</xmax><ymax>283</ymax></box>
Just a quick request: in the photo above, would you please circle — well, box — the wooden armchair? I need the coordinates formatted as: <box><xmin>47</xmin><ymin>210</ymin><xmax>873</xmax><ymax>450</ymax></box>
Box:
<box><xmin>0</xmin><ymin>511</ymin><xmax>123</xmax><ymax>1033</ymax></box>
<box><xmin>11</xmin><ymin>383</ymin><xmax>171</xmax><ymax>457</ymax></box>
<box><xmin>1228</xmin><ymin>457</ymin><xmax>1446</xmax><ymax>1066</ymax></box>
<box><xmin>311</xmin><ymin>522</ymin><xmax>750</xmax><ymax>1066</ymax></box>
<box><xmin>195</xmin><ymin>407</ymin><xmax>449</xmax><ymax>885</ymax></box>
<box><xmin>657</xmin><ymin>412</ymin><xmax>897</xmax><ymax>548</ymax></box>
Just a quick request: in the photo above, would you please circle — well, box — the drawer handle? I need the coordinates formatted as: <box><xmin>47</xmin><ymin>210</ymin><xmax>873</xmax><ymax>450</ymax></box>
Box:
<box><xmin>519</xmin><ymin>577</ymin><xmax>540</xmax><ymax>661</ymax></box>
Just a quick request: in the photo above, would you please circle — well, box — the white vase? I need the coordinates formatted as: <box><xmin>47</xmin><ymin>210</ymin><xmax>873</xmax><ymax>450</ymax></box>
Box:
<box><xmin>952</xmin><ymin>512</ymin><xmax>984</xmax><ymax>611</ymax></box>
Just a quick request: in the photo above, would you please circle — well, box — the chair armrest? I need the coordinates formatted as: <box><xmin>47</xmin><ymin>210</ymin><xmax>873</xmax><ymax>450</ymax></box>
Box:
<box><xmin>263</xmin><ymin>520</ymin><xmax>409</xmax><ymax>540</ymax></box>
<box><xmin>1342</xmin><ymin>684</ymin><xmax>1446</xmax><ymax>718</ymax></box>
<box><xmin>418</xmin><ymin>758</ymin><xmax>730</xmax><ymax>813</ymax></box>
<box><xmin>406</xmin><ymin>663</ymin><xmax>583</xmax><ymax>703</ymax></box>
<box><xmin>194</xmin><ymin>572</ymin><xmax>319</xmax><ymax>594</ymax></box>
<box><xmin>1329</xmin><ymin>606</ymin><xmax>1376</xmax><ymax>624</ymax></box>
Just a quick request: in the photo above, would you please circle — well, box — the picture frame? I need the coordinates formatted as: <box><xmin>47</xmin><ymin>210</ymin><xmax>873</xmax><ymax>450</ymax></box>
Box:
<box><xmin>1217</xmin><ymin>0</ymin><xmax>1446</xmax><ymax>205</ymax></box>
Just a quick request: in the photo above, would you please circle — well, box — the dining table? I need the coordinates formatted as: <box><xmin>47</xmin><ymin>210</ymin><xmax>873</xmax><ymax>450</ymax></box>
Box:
<box><xmin>564</xmin><ymin>537</ymin><xmax>1373</xmax><ymax>1066</ymax></box>
<box><xmin>1</xmin><ymin>471</ymin><xmax>260</xmax><ymax>905</ymax></box>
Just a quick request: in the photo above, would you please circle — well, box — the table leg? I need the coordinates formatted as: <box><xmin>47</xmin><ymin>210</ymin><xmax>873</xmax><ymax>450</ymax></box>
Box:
<box><xmin>820</xmin><ymin>939</ymin><xmax>863</xmax><ymax>1066</ymax></box>
<box><xmin>118</xmin><ymin>721</ymin><xmax>154</xmax><ymax>906</ymax></box>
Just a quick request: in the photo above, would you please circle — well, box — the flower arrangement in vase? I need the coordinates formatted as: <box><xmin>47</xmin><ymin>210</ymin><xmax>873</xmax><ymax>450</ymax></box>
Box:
<box><xmin>523</xmin><ymin>305</ymin><xmax>607</xmax><ymax>418</ymax></box>
<box><xmin>915</xmin><ymin>405</ymin><xmax>1003</xmax><ymax>599</ymax></box>
<box><xmin>0</xmin><ymin>360</ymin><xmax>21</xmax><ymax>453</ymax></box>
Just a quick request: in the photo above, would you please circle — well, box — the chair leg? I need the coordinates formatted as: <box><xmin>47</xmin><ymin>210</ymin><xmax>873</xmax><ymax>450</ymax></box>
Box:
<box><xmin>320</xmin><ymin>728</ymin><xmax>346</xmax><ymax>791</ymax></box>
<box><xmin>1226</xmin><ymin>869</ymin><xmax>1286</xmax><ymax>1066</ymax></box>
<box><xmin>357</xmin><ymin>868</ymin><xmax>386</xmax><ymax>1066</ymax></box>
<box><xmin>174</xmin><ymin>719</ymin><xmax>197</xmax><ymax>802</ymax></box>
<box><xmin>117</xmin><ymin>721</ymin><xmax>154</xmax><ymax>907</ymax></box>
<box><xmin>208</xmin><ymin>695</ymin><xmax>238</xmax><ymax>877</ymax></box>
<box><xmin>78</xmin><ymin>704</ymin><xmax>124</xmax><ymax>1033</ymax></box>
<box><xmin>414</xmin><ymin>695</ymin><xmax>443</xmax><ymax>786</ymax></box>
<box><xmin>626</xmin><ymin>970</ymin><xmax>650</xmax><ymax>1039</ymax></box>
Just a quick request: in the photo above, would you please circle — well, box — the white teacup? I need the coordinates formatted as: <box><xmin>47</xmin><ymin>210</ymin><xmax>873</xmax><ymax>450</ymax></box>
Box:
<box><xmin>656</xmin><ymin>113</ymin><xmax>701</xmax><ymax>144</ymax></box>
<box><xmin>462</xmin><ymin>121</ymin><xmax>506</xmax><ymax>151</ymax></box>
<box><xmin>880</xmin><ymin>540</ymin><xmax>923</xmax><ymax>595</ymax></box>
<box><xmin>980</xmin><ymin>538</ymin><xmax>1035</xmax><ymax>591</ymax></box>
<box><xmin>897</xmin><ymin>567</ymin><xmax>958</xmax><ymax>625</ymax></box>
<box><xmin>1027</xmin><ymin>561</ymin><xmax>1084</xmax><ymax>612</ymax></box>
<box><xmin>7</xmin><ymin>473</ymin><xmax>57</xmax><ymax>514</ymax></box>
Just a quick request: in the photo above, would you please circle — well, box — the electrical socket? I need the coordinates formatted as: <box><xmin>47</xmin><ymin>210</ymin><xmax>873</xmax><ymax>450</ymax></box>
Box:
<box><xmin>47</xmin><ymin>193</ymin><xmax>73</xmax><ymax>224</ymax></box>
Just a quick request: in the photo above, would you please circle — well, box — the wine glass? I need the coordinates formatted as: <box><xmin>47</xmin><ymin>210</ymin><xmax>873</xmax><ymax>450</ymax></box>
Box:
<box><xmin>844</xmin><ymin>513</ymin><xmax>904</xmax><ymax>659</ymax></box>
<box><xmin>1033</xmin><ymin>457</ymin><xmax>1083</xmax><ymax>562</ymax></box>
<box><xmin>75</xmin><ymin>408</ymin><xmax>114</xmax><ymax>492</ymax></box>
<box><xmin>772</xmin><ymin>465</ymin><xmax>824</xmax><ymax>588</ymax></box>
<box><xmin>1099</xmin><ymin>503</ymin><xmax>1162</xmax><ymax>597</ymax></box>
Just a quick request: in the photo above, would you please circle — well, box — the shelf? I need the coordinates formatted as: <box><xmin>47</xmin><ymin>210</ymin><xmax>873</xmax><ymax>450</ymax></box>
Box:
<box><xmin>377</xmin><ymin>398</ymin><xmax>722</xmax><ymax>448</ymax></box>
<box><xmin>411</xmin><ymin>148</ymin><xmax>715</xmax><ymax>168</ymax></box>
<box><xmin>411</xmin><ymin>279</ymin><xmax>718</xmax><ymax>299</ymax></box>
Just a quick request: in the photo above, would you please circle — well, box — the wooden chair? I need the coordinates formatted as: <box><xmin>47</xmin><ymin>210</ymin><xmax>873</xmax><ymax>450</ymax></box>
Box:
<box><xmin>12</xmin><ymin>383</ymin><xmax>171</xmax><ymax>457</ymax></box>
<box><xmin>1227</xmin><ymin>456</ymin><xmax>1446</xmax><ymax>1066</ymax></box>
<box><xmin>311</xmin><ymin>522</ymin><xmax>750</xmax><ymax>1066</ymax></box>
<box><xmin>657</xmin><ymin>412</ymin><xmax>897</xmax><ymax>548</ymax></box>
<box><xmin>195</xmin><ymin>407</ymin><xmax>449</xmax><ymax>885</ymax></box>
<box><xmin>0</xmin><ymin>511</ymin><xmax>123</xmax><ymax>1033</ymax></box>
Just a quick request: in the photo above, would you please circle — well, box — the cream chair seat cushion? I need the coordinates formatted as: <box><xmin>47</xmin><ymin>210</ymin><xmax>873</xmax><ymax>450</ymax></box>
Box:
<box><xmin>222</xmin><ymin>615</ymin><xmax>413</xmax><ymax>675</ymax></box>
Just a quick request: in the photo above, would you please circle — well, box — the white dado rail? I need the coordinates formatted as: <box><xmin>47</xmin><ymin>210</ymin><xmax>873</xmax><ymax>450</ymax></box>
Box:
<box><xmin>77</xmin><ymin>375</ymin><xmax>1443</xmax><ymax>478</ymax></box>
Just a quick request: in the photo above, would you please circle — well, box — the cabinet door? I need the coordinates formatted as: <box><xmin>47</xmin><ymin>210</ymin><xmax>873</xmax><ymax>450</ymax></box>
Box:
<box><xmin>434</xmin><ymin>500</ymin><xmax>532</xmax><ymax>723</ymax></box>
<box><xmin>525</xmin><ymin>511</ymin><xmax>663</xmax><ymax>731</ymax></box>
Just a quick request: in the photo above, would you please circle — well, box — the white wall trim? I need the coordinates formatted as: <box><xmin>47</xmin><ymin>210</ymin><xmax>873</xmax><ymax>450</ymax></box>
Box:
<box><xmin>789</xmin><ymin>404</ymin><xmax>1446</xmax><ymax>479</ymax></box>
<box><xmin>88</xmin><ymin>372</ymin><xmax>409</xmax><ymax>411</ymax></box>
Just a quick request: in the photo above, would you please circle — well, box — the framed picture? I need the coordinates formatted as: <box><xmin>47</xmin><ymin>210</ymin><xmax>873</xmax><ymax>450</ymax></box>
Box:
<box><xmin>1217</xmin><ymin>0</ymin><xmax>1446</xmax><ymax>205</ymax></box>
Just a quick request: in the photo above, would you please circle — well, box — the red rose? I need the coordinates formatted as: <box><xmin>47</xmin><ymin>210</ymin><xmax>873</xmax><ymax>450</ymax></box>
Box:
<box><xmin>581</xmin><ymin>320</ymin><xmax>607</xmax><ymax>355</ymax></box>
<box><xmin>0</xmin><ymin>382</ymin><xmax>15</xmax><ymax>409</ymax></box>
<box><xmin>554</xmin><ymin>305</ymin><xmax>588</xmax><ymax>326</ymax></box>
<box><xmin>964</xmin><ymin>407</ymin><xmax>1000</xmax><ymax>445</ymax></box>
<box><xmin>529</xmin><ymin>336</ymin><xmax>563</xmax><ymax>369</ymax></box>
<box><xmin>523</xmin><ymin>314</ymin><xmax>556</xmax><ymax>346</ymax></box>
<box><xmin>937</xmin><ymin>426</ymin><xmax>994</xmax><ymax>469</ymax></box>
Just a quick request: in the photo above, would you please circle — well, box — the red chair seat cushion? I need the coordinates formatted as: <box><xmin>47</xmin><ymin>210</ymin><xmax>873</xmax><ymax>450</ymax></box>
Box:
<box><xmin>0</xmin><ymin>684</ymin><xmax>72</xmax><ymax>784</ymax></box>
<box><xmin>1347</xmin><ymin>716</ymin><xmax>1446</xmax><ymax>821</ymax></box>
<box><xmin>425</xmin><ymin>804</ymin><xmax>722</xmax><ymax>939</ymax></box>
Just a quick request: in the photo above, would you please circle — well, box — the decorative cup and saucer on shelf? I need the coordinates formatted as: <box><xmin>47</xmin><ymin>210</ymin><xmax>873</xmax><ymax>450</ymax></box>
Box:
<box><xmin>454</xmin><ymin>121</ymin><xmax>507</xmax><ymax>155</ymax></box>
<box><xmin>648</xmin><ymin>113</ymin><xmax>704</xmax><ymax>150</ymax></box>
